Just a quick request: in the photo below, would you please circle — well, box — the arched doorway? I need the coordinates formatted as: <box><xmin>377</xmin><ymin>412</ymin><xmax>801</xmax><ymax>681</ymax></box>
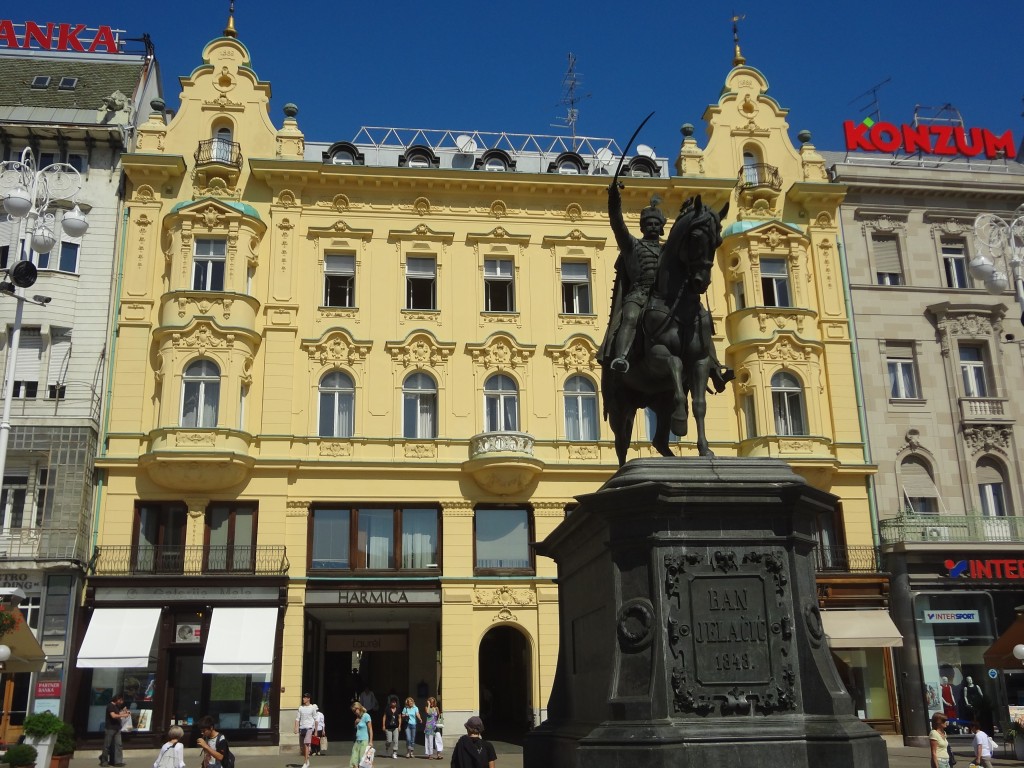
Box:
<box><xmin>478</xmin><ymin>625</ymin><xmax>531</xmax><ymax>740</ymax></box>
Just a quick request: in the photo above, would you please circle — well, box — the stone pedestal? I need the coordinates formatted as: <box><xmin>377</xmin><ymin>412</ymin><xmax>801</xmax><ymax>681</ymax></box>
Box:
<box><xmin>524</xmin><ymin>458</ymin><xmax>888</xmax><ymax>768</ymax></box>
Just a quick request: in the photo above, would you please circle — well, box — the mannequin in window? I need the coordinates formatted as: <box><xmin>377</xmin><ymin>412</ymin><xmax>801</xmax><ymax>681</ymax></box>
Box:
<box><xmin>962</xmin><ymin>676</ymin><xmax>984</xmax><ymax>722</ymax></box>
<box><xmin>940</xmin><ymin>676</ymin><xmax>958</xmax><ymax>727</ymax></box>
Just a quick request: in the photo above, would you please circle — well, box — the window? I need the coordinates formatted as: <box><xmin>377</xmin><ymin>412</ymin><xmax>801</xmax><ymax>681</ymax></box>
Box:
<box><xmin>318</xmin><ymin>371</ymin><xmax>354</xmax><ymax>438</ymax></box>
<box><xmin>484</xmin><ymin>374</ymin><xmax>518</xmax><ymax>432</ymax></box>
<box><xmin>484</xmin><ymin>258</ymin><xmax>514</xmax><ymax>312</ymax></box>
<box><xmin>46</xmin><ymin>332</ymin><xmax>70</xmax><ymax>400</ymax></box>
<box><xmin>212</xmin><ymin>126</ymin><xmax>233</xmax><ymax>163</ymax></box>
<box><xmin>0</xmin><ymin>467</ymin><xmax>48</xmax><ymax>532</ymax></box>
<box><xmin>475</xmin><ymin>508</ymin><xmax>531</xmax><ymax>572</ymax></box>
<box><xmin>331</xmin><ymin>149</ymin><xmax>356</xmax><ymax>166</ymax></box>
<box><xmin>886</xmin><ymin>344</ymin><xmax>920</xmax><ymax>399</ymax></box>
<box><xmin>309</xmin><ymin>506</ymin><xmax>438</xmax><ymax>571</ymax></box>
<box><xmin>645</xmin><ymin>408</ymin><xmax>679</xmax><ymax>442</ymax></box>
<box><xmin>58</xmin><ymin>77</ymin><xmax>78</xmax><ymax>90</ymax></box>
<box><xmin>561</xmin><ymin>262</ymin><xmax>591</xmax><ymax>314</ymax></box>
<box><xmin>558</xmin><ymin>159</ymin><xmax>580</xmax><ymax>175</ymax></box>
<box><xmin>771</xmin><ymin>371</ymin><xmax>807</xmax><ymax>436</ymax></box>
<box><xmin>406</xmin><ymin>257</ymin><xmax>436</xmax><ymax>310</ymax></box>
<box><xmin>900</xmin><ymin>456</ymin><xmax>939</xmax><ymax>514</ymax></box>
<box><xmin>977</xmin><ymin>459</ymin><xmax>1010</xmax><ymax>517</ymax></box>
<box><xmin>741</xmin><ymin>394</ymin><xmax>757</xmax><ymax>439</ymax></box>
<box><xmin>733</xmin><ymin>280</ymin><xmax>747</xmax><ymax>311</ymax></box>
<box><xmin>54</xmin><ymin>240</ymin><xmax>79</xmax><ymax>273</ymax></box>
<box><xmin>942</xmin><ymin>240</ymin><xmax>970</xmax><ymax>289</ymax></box>
<box><xmin>403</xmin><ymin>372</ymin><xmax>437</xmax><ymax>439</ymax></box>
<box><xmin>760</xmin><ymin>258</ymin><xmax>791</xmax><ymax>307</ymax></box>
<box><xmin>135</xmin><ymin>502</ymin><xmax>187</xmax><ymax>573</ymax></box>
<box><xmin>181</xmin><ymin>359</ymin><xmax>220</xmax><ymax>428</ymax></box>
<box><xmin>11</xmin><ymin>328</ymin><xmax>41</xmax><ymax>399</ymax></box>
<box><xmin>564</xmin><ymin>375</ymin><xmax>598</xmax><ymax>441</ymax></box>
<box><xmin>742</xmin><ymin>149</ymin><xmax>759</xmax><ymax>185</ymax></box>
<box><xmin>206</xmin><ymin>503</ymin><xmax>255</xmax><ymax>571</ymax></box>
<box><xmin>959</xmin><ymin>345</ymin><xmax>989</xmax><ymax>397</ymax></box>
<box><xmin>31</xmin><ymin>76</ymin><xmax>50</xmax><ymax>89</ymax></box>
<box><xmin>484</xmin><ymin>156</ymin><xmax>507</xmax><ymax>171</ymax></box>
<box><xmin>193</xmin><ymin>238</ymin><xmax>226</xmax><ymax>291</ymax></box>
<box><xmin>67</xmin><ymin>154</ymin><xmax>87</xmax><ymax>173</ymax></box>
<box><xmin>324</xmin><ymin>254</ymin><xmax>355</xmax><ymax>307</ymax></box>
<box><xmin>872</xmin><ymin>233</ymin><xmax>904</xmax><ymax>286</ymax></box>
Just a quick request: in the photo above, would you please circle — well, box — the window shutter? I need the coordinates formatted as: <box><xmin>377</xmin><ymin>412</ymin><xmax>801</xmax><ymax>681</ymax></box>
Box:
<box><xmin>15</xmin><ymin>328</ymin><xmax>43</xmax><ymax>380</ymax></box>
<box><xmin>47</xmin><ymin>334</ymin><xmax>70</xmax><ymax>386</ymax></box>
<box><xmin>873</xmin><ymin>235</ymin><xmax>901</xmax><ymax>274</ymax></box>
<box><xmin>976</xmin><ymin>461</ymin><xmax>1003</xmax><ymax>486</ymax></box>
<box><xmin>325</xmin><ymin>254</ymin><xmax>354</xmax><ymax>274</ymax></box>
<box><xmin>900</xmin><ymin>458</ymin><xmax>938</xmax><ymax>498</ymax></box>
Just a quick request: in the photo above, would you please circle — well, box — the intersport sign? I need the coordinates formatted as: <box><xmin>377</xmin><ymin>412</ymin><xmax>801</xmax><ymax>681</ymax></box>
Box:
<box><xmin>0</xmin><ymin>20</ymin><xmax>122</xmax><ymax>54</ymax></box>
<box><xmin>843</xmin><ymin>118</ymin><xmax>1016</xmax><ymax>160</ymax></box>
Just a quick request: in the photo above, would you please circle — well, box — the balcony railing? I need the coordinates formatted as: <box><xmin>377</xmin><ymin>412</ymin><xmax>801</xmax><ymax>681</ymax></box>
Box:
<box><xmin>812</xmin><ymin>544</ymin><xmax>883</xmax><ymax>573</ymax></box>
<box><xmin>879</xmin><ymin>512</ymin><xmax>1024</xmax><ymax>544</ymax></box>
<box><xmin>0</xmin><ymin>527</ymin><xmax>88</xmax><ymax>562</ymax></box>
<box><xmin>958</xmin><ymin>396</ymin><xmax>1012</xmax><ymax>423</ymax></box>
<box><xmin>90</xmin><ymin>545</ymin><xmax>289</xmax><ymax>576</ymax></box>
<box><xmin>737</xmin><ymin>163</ymin><xmax>782</xmax><ymax>191</ymax></box>
<box><xmin>469</xmin><ymin>431</ymin><xmax>535</xmax><ymax>459</ymax></box>
<box><xmin>195</xmin><ymin>138</ymin><xmax>243</xmax><ymax>169</ymax></box>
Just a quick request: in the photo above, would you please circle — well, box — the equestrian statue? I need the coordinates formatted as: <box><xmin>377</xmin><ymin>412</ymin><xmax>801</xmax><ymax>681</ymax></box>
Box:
<box><xmin>597</xmin><ymin>167</ymin><xmax>734</xmax><ymax>466</ymax></box>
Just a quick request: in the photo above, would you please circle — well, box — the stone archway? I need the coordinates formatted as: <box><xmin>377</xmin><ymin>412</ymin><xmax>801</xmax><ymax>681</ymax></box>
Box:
<box><xmin>478</xmin><ymin>625</ymin><xmax>531</xmax><ymax>740</ymax></box>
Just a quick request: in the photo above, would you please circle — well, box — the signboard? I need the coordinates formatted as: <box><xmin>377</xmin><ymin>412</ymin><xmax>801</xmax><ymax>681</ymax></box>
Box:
<box><xmin>95</xmin><ymin>586</ymin><xmax>280</xmax><ymax>602</ymax></box>
<box><xmin>305</xmin><ymin>589</ymin><xmax>441</xmax><ymax>606</ymax></box>
<box><xmin>923</xmin><ymin>610</ymin><xmax>979</xmax><ymax>624</ymax></box>
<box><xmin>326</xmin><ymin>634</ymin><xmax>408</xmax><ymax>653</ymax></box>
<box><xmin>0</xmin><ymin>572</ymin><xmax>42</xmax><ymax>594</ymax></box>
<box><xmin>843</xmin><ymin>118</ymin><xmax>1016</xmax><ymax>160</ymax></box>
<box><xmin>0</xmin><ymin>21</ymin><xmax>124</xmax><ymax>54</ymax></box>
<box><xmin>945</xmin><ymin>559</ymin><xmax>1024</xmax><ymax>579</ymax></box>
<box><xmin>35</xmin><ymin>680</ymin><xmax>61</xmax><ymax>698</ymax></box>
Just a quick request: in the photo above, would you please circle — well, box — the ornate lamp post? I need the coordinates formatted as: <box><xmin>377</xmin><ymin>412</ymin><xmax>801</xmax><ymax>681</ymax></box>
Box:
<box><xmin>0</xmin><ymin>148</ymin><xmax>89</xmax><ymax>483</ymax></box>
<box><xmin>970</xmin><ymin>206</ymin><xmax>1024</xmax><ymax>324</ymax></box>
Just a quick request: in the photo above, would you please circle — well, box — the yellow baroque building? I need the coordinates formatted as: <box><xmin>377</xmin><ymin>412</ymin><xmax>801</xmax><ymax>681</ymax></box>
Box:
<box><xmin>76</xmin><ymin>27</ymin><xmax>894</xmax><ymax>749</ymax></box>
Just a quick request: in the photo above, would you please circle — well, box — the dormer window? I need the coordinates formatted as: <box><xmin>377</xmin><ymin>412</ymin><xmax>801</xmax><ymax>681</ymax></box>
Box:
<box><xmin>628</xmin><ymin>157</ymin><xmax>660</xmax><ymax>177</ymax></box>
<box><xmin>485</xmin><ymin>157</ymin><xmax>506</xmax><ymax>171</ymax></box>
<box><xmin>31</xmin><ymin>76</ymin><xmax>51</xmax><ymax>89</ymax></box>
<box><xmin>548</xmin><ymin>152</ymin><xmax>588</xmax><ymax>176</ymax></box>
<box><xmin>332</xmin><ymin>150</ymin><xmax>355</xmax><ymax>166</ymax></box>
<box><xmin>559</xmin><ymin>160</ymin><xmax>580</xmax><ymax>175</ymax></box>
<box><xmin>475</xmin><ymin>149</ymin><xmax>515</xmax><ymax>172</ymax></box>
<box><xmin>323</xmin><ymin>142</ymin><xmax>364</xmax><ymax>166</ymax></box>
<box><xmin>399</xmin><ymin>145</ymin><xmax>439</xmax><ymax>169</ymax></box>
<box><xmin>58</xmin><ymin>77</ymin><xmax>78</xmax><ymax>91</ymax></box>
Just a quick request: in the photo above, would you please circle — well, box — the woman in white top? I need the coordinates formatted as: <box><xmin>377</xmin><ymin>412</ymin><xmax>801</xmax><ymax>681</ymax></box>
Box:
<box><xmin>153</xmin><ymin>726</ymin><xmax>186</xmax><ymax>768</ymax></box>
<box><xmin>929</xmin><ymin>712</ymin><xmax>950</xmax><ymax>768</ymax></box>
<box><xmin>294</xmin><ymin>693</ymin><xmax>319</xmax><ymax>768</ymax></box>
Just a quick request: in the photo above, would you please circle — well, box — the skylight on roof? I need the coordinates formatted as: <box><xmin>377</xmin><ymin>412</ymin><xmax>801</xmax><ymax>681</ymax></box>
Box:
<box><xmin>31</xmin><ymin>76</ymin><xmax>51</xmax><ymax>89</ymax></box>
<box><xmin>58</xmin><ymin>77</ymin><xmax>78</xmax><ymax>91</ymax></box>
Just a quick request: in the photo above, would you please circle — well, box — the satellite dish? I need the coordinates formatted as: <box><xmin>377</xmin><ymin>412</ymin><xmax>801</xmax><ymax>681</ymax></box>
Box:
<box><xmin>636</xmin><ymin>144</ymin><xmax>656</xmax><ymax>158</ymax></box>
<box><xmin>455</xmin><ymin>134</ymin><xmax>478</xmax><ymax>153</ymax></box>
<box><xmin>595</xmin><ymin>147</ymin><xmax>614</xmax><ymax>166</ymax></box>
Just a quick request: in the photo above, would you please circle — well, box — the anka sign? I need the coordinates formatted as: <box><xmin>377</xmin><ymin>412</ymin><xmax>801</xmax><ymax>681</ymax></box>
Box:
<box><xmin>0</xmin><ymin>21</ymin><xmax>123</xmax><ymax>54</ymax></box>
<box><xmin>843</xmin><ymin>118</ymin><xmax>1016</xmax><ymax>159</ymax></box>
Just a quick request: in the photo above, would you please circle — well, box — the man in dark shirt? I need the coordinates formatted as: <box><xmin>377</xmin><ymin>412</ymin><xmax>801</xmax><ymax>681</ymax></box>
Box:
<box><xmin>101</xmin><ymin>693</ymin><xmax>130</xmax><ymax>767</ymax></box>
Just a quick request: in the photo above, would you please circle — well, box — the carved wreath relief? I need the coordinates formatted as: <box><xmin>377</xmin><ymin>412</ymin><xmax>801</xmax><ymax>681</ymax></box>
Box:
<box><xmin>663</xmin><ymin>547</ymin><xmax>796</xmax><ymax>717</ymax></box>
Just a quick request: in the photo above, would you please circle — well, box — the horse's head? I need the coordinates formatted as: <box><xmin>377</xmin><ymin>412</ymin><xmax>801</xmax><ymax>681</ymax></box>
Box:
<box><xmin>668</xmin><ymin>195</ymin><xmax>728</xmax><ymax>294</ymax></box>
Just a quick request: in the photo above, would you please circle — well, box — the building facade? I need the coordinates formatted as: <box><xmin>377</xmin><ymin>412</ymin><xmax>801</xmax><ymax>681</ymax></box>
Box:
<box><xmin>77</xmin><ymin>23</ymin><xmax>882</xmax><ymax>750</ymax></box>
<box><xmin>829</xmin><ymin>143</ymin><xmax>1024</xmax><ymax>744</ymax></box>
<box><xmin>0</xmin><ymin>20</ymin><xmax>161</xmax><ymax>739</ymax></box>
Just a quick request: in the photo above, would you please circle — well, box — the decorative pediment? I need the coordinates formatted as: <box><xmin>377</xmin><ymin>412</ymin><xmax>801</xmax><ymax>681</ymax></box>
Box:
<box><xmin>465</xmin><ymin>227</ymin><xmax>531</xmax><ymax>248</ymax></box>
<box><xmin>157</xmin><ymin>318</ymin><xmax>260</xmax><ymax>359</ymax></box>
<box><xmin>167</xmin><ymin>196</ymin><xmax>265</xmax><ymax>235</ymax></box>
<box><xmin>755</xmin><ymin>334</ymin><xmax>818</xmax><ymax>362</ymax></box>
<box><xmin>541</xmin><ymin>230</ymin><xmax>606</xmax><ymax>250</ymax></box>
<box><xmin>466</xmin><ymin>333</ymin><xmax>536</xmax><ymax>370</ymax></box>
<box><xmin>385</xmin><ymin>331</ymin><xmax>457</xmax><ymax>368</ymax></box>
<box><xmin>544</xmin><ymin>334</ymin><xmax>599</xmax><ymax>372</ymax></box>
<box><xmin>301</xmin><ymin>330</ymin><xmax>372</xmax><ymax>369</ymax></box>
<box><xmin>387</xmin><ymin>225</ymin><xmax>455</xmax><ymax>245</ymax></box>
<box><xmin>964</xmin><ymin>425</ymin><xmax>1013</xmax><ymax>456</ymax></box>
<box><xmin>927</xmin><ymin>302</ymin><xmax>1006</xmax><ymax>344</ymax></box>
<box><xmin>307</xmin><ymin>220</ymin><xmax>374</xmax><ymax>241</ymax></box>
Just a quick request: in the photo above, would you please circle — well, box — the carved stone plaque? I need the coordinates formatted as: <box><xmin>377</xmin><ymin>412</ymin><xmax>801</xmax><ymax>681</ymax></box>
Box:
<box><xmin>690</xmin><ymin>575</ymin><xmax>770</xmax><ymax>686</ymax></box>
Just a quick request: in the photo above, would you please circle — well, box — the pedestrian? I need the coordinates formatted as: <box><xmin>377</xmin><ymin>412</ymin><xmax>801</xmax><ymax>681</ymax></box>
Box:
<box><xmin>929</xmin><ymin>712</ymin><xmax>950</xmax><ymax>768</ymax></box>
<box><xmin>401</xmin><ymin>697</ymin><xmax>422</xmax><ymax>759</ymax></box>
<box><xmin>423</xmin><ymin>697</ymin><xmax>443</xmax><ymax>760</ymax></box>
<box><xmin>359</xmin><ymin>686</ymin><xmax>379</xmax><ymax>720</ymax></box>
<box><xmin>450</xmin><ymin>716</ymin><xmax>495</xmax><ymax>768</ymax></box>
<box><xmin>382</xmin><ymin>698</ymin><xmax>401</xmax><ymax>759</ymax></box>
<box><xmin>294</xmin><ymin>692</ymin><xmax>319</xmax><ymax>768</ymax></box>
<box><xmin>152</xmin><ymin>726</ymin><xmax>186</xmax><ymax>768</ymax></box>
<box><xmin>196</xmin><ymin>717</ymin><xmax>230</xmax><ymax>768</ymax></box>
<box><xmin>100</xmin><ymin>692</ymin><xmax>131</xmax><ymax>767</ymax></box>
<box><xmin>970</xmin><ymin>720</ymin><xmax>994</xmax><ymax>768</ymax></box>
<box><xmin>350</xmin><ymin>702</ymin><xmax>374</xmax><ymax>768</ymax></box>
<box><xmin>315</xmin><ymin>709</ymin><xmax>327</xmax><ymax>756</ymax></box>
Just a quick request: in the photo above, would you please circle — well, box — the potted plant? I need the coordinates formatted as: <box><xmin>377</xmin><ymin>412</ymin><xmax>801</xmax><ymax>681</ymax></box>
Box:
<box><xmin>1007</xmin><ymin>718</ymin><xmax>1024</xmax><ymax>761</ymax></box>
<box><xmin>2</xmin><ymin>743</ymin><xmax>39</xmax><ymax>768</ymax></box>
<box><xmin>50</xmin><ymin>723</ymin><xmax>75</xmax><ymax>768</ymax></box>
<box><xmin>22</xmin><ymin>712</ymin><xmax>66</xmax><ymax>768</ymax></box>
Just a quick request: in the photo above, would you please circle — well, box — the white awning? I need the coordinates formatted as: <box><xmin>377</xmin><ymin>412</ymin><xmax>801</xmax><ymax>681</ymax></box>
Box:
<box><xmin>0</xmin><ymin>608</ymin><xmax>45</xmax><ymax>673</ymax></box>
<box><xmin>822</xmin><ymin>609</ymin><xmax>904</xmax><ymax>648</ymax></box>
<box><xmin>203</xmin><ymin>607</ymin><xmax>278</xmax><ymax>675</ymax></box>
<box><xmin>77</xmin><ymin>608</ymin><xmax>161</xmax><ymax>668</ymax></box>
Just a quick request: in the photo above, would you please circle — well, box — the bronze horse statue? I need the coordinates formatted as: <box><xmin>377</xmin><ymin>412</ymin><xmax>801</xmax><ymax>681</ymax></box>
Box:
<box><xmin>600</xmin><ymin>195</ymin><xmax>733</xmax><ymax>465</ymax></box>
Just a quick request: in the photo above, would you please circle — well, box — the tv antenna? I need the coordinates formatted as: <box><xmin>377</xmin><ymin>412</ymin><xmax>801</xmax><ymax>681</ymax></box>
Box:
<box><xmin>553</xmin><ymin>52</ymin><xmax>590</xmax><ymax>144</ymax></box>
<box><xmin>848</xmin><ymin>76</ymin><xmax>891</xmax><ymax>123</ymax></box>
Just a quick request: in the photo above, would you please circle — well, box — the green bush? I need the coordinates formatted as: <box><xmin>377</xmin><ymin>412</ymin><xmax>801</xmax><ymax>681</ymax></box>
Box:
<box><xmin>22</xmin><ymin>712</ymin><xmax>65</xmax><ymax>739</ymax></box>
<box><xmin>53</xmin><ymin>723</ymin><xmax>75</xmax><ymax>756</ymax></box>
<box><xmin>3</xmin><ymin>743</ymin><xmax>38</xmax><ymax>766</ymax></box>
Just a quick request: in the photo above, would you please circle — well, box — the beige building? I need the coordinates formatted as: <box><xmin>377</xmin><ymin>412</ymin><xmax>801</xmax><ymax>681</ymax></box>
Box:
<box><xmin>72</xmin><ymin>21</ymin><xmax>883</xmax><ymax>749</ymax></box>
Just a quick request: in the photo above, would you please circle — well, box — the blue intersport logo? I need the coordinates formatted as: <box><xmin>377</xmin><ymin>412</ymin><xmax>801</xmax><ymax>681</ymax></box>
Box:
<box><xmin>945</xmin><ymin>559</ymin><xmax>968</xmax><ymax>578</ymax></box>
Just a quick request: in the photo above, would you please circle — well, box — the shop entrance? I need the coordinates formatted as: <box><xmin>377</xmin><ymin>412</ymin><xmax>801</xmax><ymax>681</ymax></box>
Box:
<box><xmin>478</xmin><ymin>625</ymin><xmax>530</xmax><ymax>740</ymax></box>
<box><xmin>166</xmin><ymin>652</ymin><xmax>203</xmax><ymax>739</ymax></box>
<box><xmin>324</xmin><ymin>637</ymin><xmax>408</xmax><ymax>739</ymax></box>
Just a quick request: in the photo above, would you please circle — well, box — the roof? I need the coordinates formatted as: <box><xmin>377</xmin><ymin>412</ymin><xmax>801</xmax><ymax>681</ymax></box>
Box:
<box><xmin>170</xmin><ymin>198</ymin><xmax>262</xmax><ymax>221</ymax></box>
<box><xmin>0</xmin><ymin>55</ymin><xmax>148</xmax><ymax>125</ymax></box>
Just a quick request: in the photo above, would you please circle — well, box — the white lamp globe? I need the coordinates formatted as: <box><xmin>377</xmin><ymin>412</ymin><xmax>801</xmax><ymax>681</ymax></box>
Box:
<box><xmin>61</xmin><ymin>205</ymin><xmax>89</xmax><ymax>238</ymax></box>
<box><xmin>985</xmin><ymin>271</ymin><xmax>1010</xmax><ymax>295</ymax></box>
<box><xmin>0</xmin><ymin>644</ymin><xmax>11</xmax><ymax>663</ymax></box>
<box><xmin>968</xmin><ymin>254</ymin><xmax>996</xmax><ymax>282</ymax></box>
<box><xmin>2</xmin><ymin>187</ymin><xmax>31</xmax><ymax>218</ymax></box>
<box><xmin>30</xmin><ymin>225</ymin><xmax>56</xmax><ymax>254</ymax></box>
<box><xmin>1013</xmin><ymin>643</ymin><xmax>1024</xmax><ymax>661</ymax></box>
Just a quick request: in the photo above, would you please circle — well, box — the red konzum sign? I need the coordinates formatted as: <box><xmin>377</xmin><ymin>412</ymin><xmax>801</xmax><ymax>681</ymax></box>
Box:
<box><xmin>0</xmin><ymin>21</ymin><xmax>122</xmax><ymax>54</ymax></box>
<box><xmin>843</xmin><ymin>120</ymin><xmax>1016</xmax><ymax>159</ymax></box>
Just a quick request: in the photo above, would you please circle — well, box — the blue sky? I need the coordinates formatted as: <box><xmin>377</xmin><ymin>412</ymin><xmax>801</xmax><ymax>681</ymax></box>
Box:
<box><xmin>18</xmin><ymin>1</ymin><xmax>1024</xmax><ymax>159</ymax></box>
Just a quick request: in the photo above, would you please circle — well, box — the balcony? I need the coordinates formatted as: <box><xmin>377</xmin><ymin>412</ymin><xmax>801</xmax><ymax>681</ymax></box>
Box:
<box><xmin>812</xmin><ymin>545</ymin><xmax>883</xmax><ymax>573</ymax></box>
<box><xmin>879</xmin><ymin>512</ymin><xmax>1024</xmax><ymax>545</ymax></box>
<box><xmin>90</xmin><ymin>545</ymin><xmax>289</xmax><ymax>576</ymax></box>
<box><xmin>738</xmin><ymin>163</ymin><xmax>782</xmax><ymax>192</ymax></box>
<box><xmin>194</xmin><ymin>138</ymin><xmax>243</xmax><ymax>187</ymax></box>
<box><xmin>958</xmin><ymin>396</ymin><xmax>1013</xmax><ymax>424</ymax></box>
<box><xmin>140</xmin><ymin>427</ymin><xmax>255</xmax><ymax>491</ymax></box>
<box><xmin>0</xmin><ymin>527</ymin><xmax>87</xmax><ymax>562</ymax></box>
<box><xmin>463</xmin><ymin>431</ymin><xmax>544</xmax><ymax>496</ymax></box>
<box><xmin>160</xmin><ymin>291</ymin><xmax>260</xmax><ymax>334</ymax></box>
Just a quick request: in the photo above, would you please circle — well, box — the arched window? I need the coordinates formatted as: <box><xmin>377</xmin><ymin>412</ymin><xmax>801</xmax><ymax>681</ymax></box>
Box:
<box><xmin>770</xmin><ymin>371</ymin><xmax>806</xmax><ymax>436</ymax></box>
<box><xmin>564</xmin><ymin>375</ymin><xmax>598</xmax><ymax>441</ymax></box>
<box><xmin>899</xmin><ymin>456</ymin><xmax>939</xmax><ymax>514</ymax></box>
<box><xmin>319</xmin><ymin>371</ymin><xmax>355</xmax><ymax>438</ymax></box>
<box><xmin>742</xmin><ymin>146</ymin><xmax>760</xmax><ymax>185</ymax></box>
<box><xmin>484</xmin><ymin>374</ymin><xmax>518</xmax><ymax>432</ymax></box>
<box><xmin>403</xmin><ymin>372</ymin><xmax>437</xmax><ymax>439</ymax></box>
<box><xmin>977</xmin><ymin>458</ymin><xmax>1010</xmax><ymax>517</ymax></box>
<box><xmin>212</xmin><ymin>125</ymin><xmax>233</xmax><ymax>163</ymax></box>
<box><xmin>181</xmin><ymin>359</ymin><xmax>220</xmax><ymax>428</ymax></box>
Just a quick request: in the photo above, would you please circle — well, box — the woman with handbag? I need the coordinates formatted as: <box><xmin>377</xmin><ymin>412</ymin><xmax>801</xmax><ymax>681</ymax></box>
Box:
<box><xmin>423</xmin><ymin>697</ymin><xmax>443</xmax><ymax>760</ymax></box>
<box><xmin>350</xmin><ymin>701</ymin><xmax>374</xmax><ymax>768</ymax></box>
<box><xmin>929</xmin><ymin>712</ymin><xmax>951</xmax><ymax>768</ymax></box>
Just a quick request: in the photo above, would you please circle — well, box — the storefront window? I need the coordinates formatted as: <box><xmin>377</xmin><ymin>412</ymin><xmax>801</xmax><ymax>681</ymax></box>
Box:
<box><xmin>831</xmin><ymin>648</ymin><xmax>892</xmax><ymax>720</ymax></box>
<box><xmin>86</xmin><ymin>668</ymin><xmax>157</xmax><ymax>733</ymax></box>
<box><xmin>206</xmin><ymin>674</ymin><xmax>272</xmax><ymax>729</ymax></box>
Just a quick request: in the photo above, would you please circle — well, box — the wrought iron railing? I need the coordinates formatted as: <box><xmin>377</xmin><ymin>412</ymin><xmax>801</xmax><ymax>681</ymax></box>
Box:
<box><xmin>737</xmin><ymin>162</ymin><xmax>782</xmax><ymax>191</ymax></box>
<box><xmin>195</xmin><ymin>139</ymin><xmax>243</xmax><ymax>169</ymax></box>
<box><xmin>90</xmin><ymin>545</ymin><xmax>289</xmax><ymax>576</ymax></box>
<box><xmin>879</xmin><ymin>512</ymin><xmax>1024</xmax><ymax>544</ymax></box>
<box><xmin>812</xmin><ymin>544</ymin><xmax>883</xmax><ymax>573</ymax></box>
<box><xmin>0</xmin><ymin>527</ymin><xmax>87</xmax><ymax>562</ymax></box>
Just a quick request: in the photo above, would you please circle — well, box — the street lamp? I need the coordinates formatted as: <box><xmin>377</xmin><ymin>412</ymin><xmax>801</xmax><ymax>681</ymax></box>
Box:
<box><xmin>970</xmin><ymin>206</ymin><xmax>1024</xmax><ymax>325</ymax></box>
<box><xmin>0</xmin><ymin>148</ymin><xmax>88</xmax><ymax>483</ymax></box>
